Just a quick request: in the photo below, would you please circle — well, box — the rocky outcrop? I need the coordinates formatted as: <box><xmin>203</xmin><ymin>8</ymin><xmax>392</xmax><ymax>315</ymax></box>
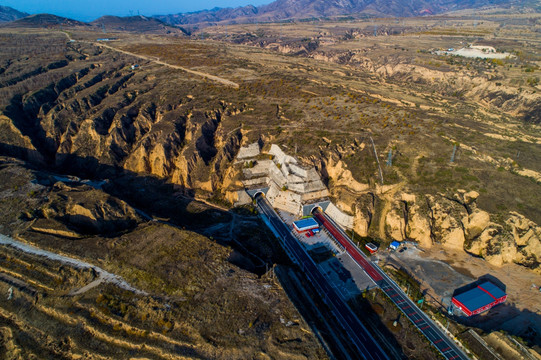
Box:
<box><xmin>373</xmin><ymin>189</ymin><xmax>541</xmax><ymax>272</ymax></box>
<box><xmin>464</xmin><ymin>209</ymin><xmax>491</xmax><ymax>241</ymax></box>
<box><xmin>37</xmin><ymin>182</ymin><xmax>143</xmax><ymax>235</ymax></box>
<box><xmin>385</xmin><ymin>200</ymin><xmax>406</xmax><ymax>242</ymax></box>
<box><xmin>353</xmin><ymin>193</ymin><xmax>375</xmax><ymax>237</ymax></box>
<box><xmin>403</xmin><ymin>194</ymin><xmax>432</xmax><ymax>249</ymax></box>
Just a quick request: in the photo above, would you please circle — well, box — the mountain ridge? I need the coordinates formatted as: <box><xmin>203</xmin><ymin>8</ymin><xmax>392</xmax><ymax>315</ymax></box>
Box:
<box><xmin>154</xmin><ymin>0</ymin><xmax>516</xmax><ymax>26</ymax></box>
<box><xmin>1</xmin><ymin>13</ymin><xmax>89</xmax><ymax>28</ymax></box>
<box><xmin>0</xmin><ymin>5</ymin><xmax>29</xmax><ymax>22</ymax></box>
<box><xmin>91</xmin><ymin>15</ymin><xmax>187</xmax><ymax>34</ymax></box>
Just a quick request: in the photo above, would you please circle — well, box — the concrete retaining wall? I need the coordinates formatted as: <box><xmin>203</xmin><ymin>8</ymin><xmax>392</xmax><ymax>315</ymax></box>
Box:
<box><xmin>234</xmin><ymin>190</ymin><xmax>253</xmax><ymax>206</ymax></box>
<box><xmin>325</xmin><ymin>202</ymin><xmax>354</xmax><ymax>230</ymax></box>
<box><xmin>300</xmin><ymin>189</ymin><xmax>329</xmax><ymax>202</ymax></box>
<box><xmin>237</xmin><ymin>142</ymin><xmax>260</xmax><ymax>159</ymax></box>
<box><xmin>270</xmin><ymin>144</ymin><xmax>297</xmax><ymax>166</ymax></box>
<box><xmin>289</xmin><ymin>163</ymin><xmax>308</xmax><ymax>178</ymax></box>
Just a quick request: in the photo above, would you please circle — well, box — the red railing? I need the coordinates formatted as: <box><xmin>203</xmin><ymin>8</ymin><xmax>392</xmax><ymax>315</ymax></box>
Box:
<box><xmin>314</xmin><ymin>212</ymin><xmax>383</xmax><ymax>282</ymax></box>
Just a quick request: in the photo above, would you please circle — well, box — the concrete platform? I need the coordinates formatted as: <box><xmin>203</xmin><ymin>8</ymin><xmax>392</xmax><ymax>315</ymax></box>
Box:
<box><xmin>337</xmin><ymin>253</ymin><xmax>377</xmax><ymax>292</ymax></box>
<box><xmin>320</xmin><ymin>257</ymin><xmax>361</xmax><ymax>300</ymax></box>
<box><xmin>277</xmin><ymin>209</ymin><xmax>377</xmax><ymax>300</ymax></box>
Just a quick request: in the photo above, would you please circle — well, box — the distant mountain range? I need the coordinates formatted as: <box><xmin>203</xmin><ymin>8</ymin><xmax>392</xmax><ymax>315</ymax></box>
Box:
<box><xmin>91</xmin><ymin>15</ymin><xmax>187</xmax><ymax>34</ymax></box>
<box><xmin>0</xmin><ymin>5</ymin><xmax>28</xmax><ymax>22</ymax></box>
<box><xmin>2</xmin><ymin>13</ymin><xmax>88</xmax><ymax>27</ymax></box>
<box><xmin>0</xmin><ymin>0</ymin><xmax>525</xmax><ymax>31</ymax></box>
<box><xmin>155</xmin><ymin>0</ymin><xmax>516</xmax><ymax>26</ymax></box>
<box><xmin>0</xmin><ymin>12</ymin><xmax>186</xmax><ymax>34</ymax></box>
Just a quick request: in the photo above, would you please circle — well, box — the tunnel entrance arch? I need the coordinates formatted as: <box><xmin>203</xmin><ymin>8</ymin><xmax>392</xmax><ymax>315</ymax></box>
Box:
<box><xmin>302</xmin><ymin>201</ymin><xmax>330</xmax><ymax>217</ymax></box>
<box><xmin>253</xmin><ymin>191</ymin><xmax>265</xmax><ymax>199</ymax></box>
<box><xmin>246</xmin><ymin>187</ymin><xmax>269</xmax><ymax>199</ymax></box>
<box><xmin>310</xmin><ymin>205</ymin><xmax>323</xmax><ymax>214</ymax></box>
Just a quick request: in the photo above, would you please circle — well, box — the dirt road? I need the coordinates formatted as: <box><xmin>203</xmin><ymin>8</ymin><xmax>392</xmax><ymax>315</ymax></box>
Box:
<box><xmin>0</xmin><ymin>234</ymin><xmax>146</xmax><ymax>295</ymax></box>
<box><xmin>95</xmin><ymin>42</ymin><xmax>240</xmax><ymax>88</ymax></box>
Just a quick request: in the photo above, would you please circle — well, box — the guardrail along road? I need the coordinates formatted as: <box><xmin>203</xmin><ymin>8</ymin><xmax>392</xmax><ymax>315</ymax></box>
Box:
<box><xmin>313</xmin><ymin>209</ymin><xmax>470</xmax><ymax>360</ymax></box>
<box><xmin>256</xmin><ymin>194</ymin><xmax>389</xmax><ymax>360</ymax></box>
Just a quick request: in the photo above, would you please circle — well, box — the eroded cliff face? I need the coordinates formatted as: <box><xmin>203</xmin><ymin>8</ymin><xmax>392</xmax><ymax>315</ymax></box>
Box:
<box><xmin>0</xmin><ymin>47</ymin><xmax>247</xmax><ymax>199</ymax></box>
<box><xmin>314</xmin><ymin>147</ymin><xmax>540</xmax><ymax>272</ymax></box>
<box><xmin>356</xmin><ymin>187</ymin><xmax>541</xmax><ymax>273</ymax></box>
<box><xmin>308</xmin><ymin>49</ymin><xmax>541</xmax><ymax>123</ymax></box>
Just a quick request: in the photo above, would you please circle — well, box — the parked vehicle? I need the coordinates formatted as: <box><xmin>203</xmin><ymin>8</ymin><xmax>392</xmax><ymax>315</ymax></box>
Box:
<box><xmin>365</xmin><ymin>242</ymin><xmax>378</xmax><ymax>254</ymax></box>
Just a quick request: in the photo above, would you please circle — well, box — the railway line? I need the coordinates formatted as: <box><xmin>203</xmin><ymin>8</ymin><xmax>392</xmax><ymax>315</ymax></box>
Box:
<box><xmin>256</xmin><ymin>194</ymin><xmax>389</xmax><ymax>360</ymax></box>
<box><xmin>313</xmin><ymin>209</ymin><xmax>470</xmax><ymax>360</ymax></box>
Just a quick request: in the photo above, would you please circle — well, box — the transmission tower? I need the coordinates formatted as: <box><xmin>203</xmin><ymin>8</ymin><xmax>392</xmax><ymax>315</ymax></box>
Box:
<box><xmin>450</xmin><ymin>144</ymin><xmax>457</xmax><ymax>163</ymax></box>
<box><xmin>386</xmin><ymin>149</ymin><xmax>392</xmax><ymax>166</ymax></box>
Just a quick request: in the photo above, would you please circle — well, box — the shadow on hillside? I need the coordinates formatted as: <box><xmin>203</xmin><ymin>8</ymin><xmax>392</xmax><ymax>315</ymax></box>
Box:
<box><xmin>1</xmin><ymin>141</ymin><xmax>415</xmax><ymax>359</ymax></box>
<box><xmin>455</xmin><ymin>303</ymin><xmax>541</xmax><ymax>348</ymax></box>
<box><xmin>0</xmin><ymin>141</ymin><xmax>280</xmax><ymax>275</ymax></box>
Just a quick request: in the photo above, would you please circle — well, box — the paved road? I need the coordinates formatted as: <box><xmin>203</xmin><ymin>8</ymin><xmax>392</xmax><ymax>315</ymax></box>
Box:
<box><xmin>256</xmin><ymin>195</ymin><xmax>389</xmax><ymax>360</ymax></box>
<box><xmin>313</xmin><ymin>210</ymin><xmax>470</xmax><ymax>360</ymax></box>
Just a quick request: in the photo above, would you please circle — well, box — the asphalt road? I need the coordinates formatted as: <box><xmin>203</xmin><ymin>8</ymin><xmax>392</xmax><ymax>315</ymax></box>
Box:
<box><xmin>313</xmin><ymin>210</ymin><xmax>470</xmax><ymax>360</ymax></box>
<box><xmin>256</xmin><ymin>195</ymin><xmax>389</xmax><ymax>360</ymax></box>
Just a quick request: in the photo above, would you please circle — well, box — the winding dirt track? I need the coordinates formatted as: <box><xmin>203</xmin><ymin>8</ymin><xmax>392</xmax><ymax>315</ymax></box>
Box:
<box><xmin>0</xmin><ymin>234</ymin><xmax>146</xmax><ymax>295</ymax></box>
<box><xmin>95</xmin><ymin>42</ymin><xmax>240</xmax><ymax>88</ymax></box>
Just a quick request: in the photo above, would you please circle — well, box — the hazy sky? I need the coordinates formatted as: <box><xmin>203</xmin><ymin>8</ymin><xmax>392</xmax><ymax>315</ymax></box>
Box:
<box><xmin>2</xmin><ymin>0</ymin><xmax>272</xmax><ymax>22</ymax></box>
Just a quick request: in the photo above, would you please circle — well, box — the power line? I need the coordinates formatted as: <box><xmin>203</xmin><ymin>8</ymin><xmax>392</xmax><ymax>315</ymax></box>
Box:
<box><xmin>370</xmin><ymin>136</ymin><xmax>384</xmax><ymax>185</ymax></box>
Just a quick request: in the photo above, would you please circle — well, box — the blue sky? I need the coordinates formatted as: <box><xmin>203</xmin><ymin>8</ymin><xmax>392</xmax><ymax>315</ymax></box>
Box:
<box><xmin>2</xmin><ymin>0</ymin><xmax>272</xmax><ymax>22</ymax></box>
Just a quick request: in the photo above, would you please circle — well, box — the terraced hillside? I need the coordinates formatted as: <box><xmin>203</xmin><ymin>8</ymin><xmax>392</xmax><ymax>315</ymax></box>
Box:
<box><xmin>0</xmin><ymin>158</ymin><xmax>326</xmax><ymax>359</ymax></box>
<box><xmin>1</xmin><ymin>23</ymin><xmax>540</xmax><ymax>273</ymax></box>
<box><xmin>0</xmin><ymin>14</ymin><xmax>540</xmax><ymax>356</ymax></box>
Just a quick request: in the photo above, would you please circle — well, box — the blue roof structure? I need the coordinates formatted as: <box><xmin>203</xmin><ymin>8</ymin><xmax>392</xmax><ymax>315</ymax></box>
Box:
<box><xmin>293</xmin><ymin>217</ymin><xmax>319</xmax><ymax>231</ymax></box>
<box><xmin>390</xmin><ymin>241</ymin><xmax>401</xmax><ymax>249</ymax></box>
<box><xmin>479</xmin><ymin>281</ymin><xmax>506</xmax><ymax>298</ymax></box>
<box><xmin>453</xmin><ymin>281</ymin><xmax>506</xmax><ymax>313</ymax></box>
